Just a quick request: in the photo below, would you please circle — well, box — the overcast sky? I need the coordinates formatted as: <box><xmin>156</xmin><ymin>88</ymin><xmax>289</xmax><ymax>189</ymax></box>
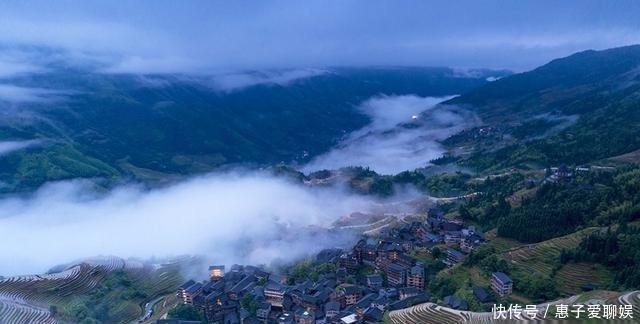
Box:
<box><xmin>0</xmin><ymin>1</ymin><xmax>639</xmax><ymax>73</ymax></box>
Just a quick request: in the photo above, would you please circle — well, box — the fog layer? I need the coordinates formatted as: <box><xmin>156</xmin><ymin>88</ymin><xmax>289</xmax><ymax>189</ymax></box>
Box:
<box><xmin>0</xmin><ymin>140</ymin><xmax>40</xmax><ymax>156</ymax></box>
<box><xmin>304</xmin><ymin>95</ymin><xmax>476</xmax><ymax>174</ymax></box>
<box><xmin>0</xmin><ymin>173</ymin><xmax>376</xmax><ymax>276</ymax></box>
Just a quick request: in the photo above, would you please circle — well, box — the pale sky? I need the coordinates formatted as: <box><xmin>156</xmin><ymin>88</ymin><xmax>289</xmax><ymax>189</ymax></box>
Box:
<box><xmin>0</xmin><ymin>1</ymin><xmax>638</xmax><ymax>73</ymax></box>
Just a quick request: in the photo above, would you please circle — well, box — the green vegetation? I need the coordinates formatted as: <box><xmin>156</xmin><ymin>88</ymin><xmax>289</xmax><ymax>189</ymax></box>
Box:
<box><xmin>168</xmin><ymin>304</ymin><xmax>204</xmax><ymax>321</ymax></box>
<box><xmin>240</xmin><ymin>294</ymin><xmax>259</xmax><ymax>316</ymax></box>
<box><xmin>0</xmin><ymin>67</ymin><xmax>499</xmax><ymax>191</ymax></box>
<box><xmin>444</xmin><ymin>46</ymin><xmax>640</xmax><ymax>172</ymax></box>
<box><xmin>456</xmin><ymin>166</ymin><xmax>640</xmax><ymax>243</ymax></box>
<box><xmin>420</xmin><ymin>163</ymin><xmax>640</xmax><ymax>302</ymax></box>
<box><xmin>561</xmin><ymin>223</ymin><xmax>640</xmax><ymax>290</ymax></box>
<box><xmin>343</xmin><ymin>167</ymin><xmax>475</xmax><ymax>198</ymax></box>
<box><xmin>287</xmin><ymin>258</ymin><xmax>337</xmax><ymax>283</ymax></box>
<box><xmin>0</xmin><ymin>144</ymin><xmax>119</xmax><ymax>193</ymax></box>
<box><xmin>54</xmin><ymin>266</ymin><xmax>182</xmax><ymax>323</ymax></box>
<box><xmin>374</xmin><ymin>45</ymin><xmax>640</xmax><ymax>315</ymax></box>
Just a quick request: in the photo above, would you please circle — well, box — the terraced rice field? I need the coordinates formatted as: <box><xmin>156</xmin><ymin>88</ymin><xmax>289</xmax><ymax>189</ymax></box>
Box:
<box><xmin>0</xmin><ymin>256</ymin><xmax>147</xmax><ymax>323</ymax></box>
<box><xmin>609</xmin><ymin>291</ymin><xmax>640</xmax><ymax>320</ymax></box>
<box><xmin>389</xmin><ymin>302</ymin><xmax>472</xmax><ymax>323</ymax></box>
<box><xmin>390</xmin><ymin>291</ymin><xmax>640</xmax><ymax>323</ymax></box>
<box><xmin>484</xmin><ymin>229</ymin><xmax>523</xmax><ymax>252</ymax></box>
<box><xmin>555</xmin><ymin>262</ymin><xmax>613</xmax><ymax>295</ymax></box>
<box><xmin>501</xmin><ymin>228</ymin><xmax>595</xmax><ymax>277</ymax></box>
<box><xmin>0</xmin><ymin>264</ymin><xmax>100</xmax><ymax>323</ymax></box>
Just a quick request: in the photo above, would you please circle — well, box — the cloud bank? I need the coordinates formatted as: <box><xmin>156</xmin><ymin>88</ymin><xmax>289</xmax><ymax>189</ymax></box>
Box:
<box><xmin>304</xmin><ymin>95</ymin><xmax>476</xmax><ymax>174</ymax></box>
<box><xmin>204</xmin><ymin>69</ymin><xmax>330</xmax><ymax>92</ymax></box>
<box><xmin>0</xmin><ymin>172</ymin><xmax>379</xmax><ymax>276</ymax></box>
<box><xmin>0</xmin><ymin>1</ymin><xmax>639</xmax><ymax>74</ymax></box>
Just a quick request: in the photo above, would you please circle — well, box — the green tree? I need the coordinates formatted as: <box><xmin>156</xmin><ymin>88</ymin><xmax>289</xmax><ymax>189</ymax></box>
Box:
<box><xmin>431</xmin><ymin>247</ymin><xmax>442</xmax><ymax>259</ymax></box>
<box><xmin>240</xmin><ymin>294</ymin><xmax>259</xmax><ymax>315</ymax></box>
<box><xmin>168</xmin><ymin>304</ymin><xmax>204</xmax><ymax>321</ymax></box>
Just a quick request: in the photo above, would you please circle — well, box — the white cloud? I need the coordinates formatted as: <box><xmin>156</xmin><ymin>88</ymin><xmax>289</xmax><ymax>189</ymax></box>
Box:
<box><xmin>303</xmin><ymin>95</ymin><xmax>477</xmax><ymax>174</ymax></box>
<box><xmin>204</xmin><ymin>69</ymin><xmax>330</xmax><ymax>92</ymax></box>
<box><xmin>0</xmin><ymin>172</ymin><xmax>381</xmax><ymax>276</ymax></box>
<box><xmin>0</xmin><ymin>84</ymin><xmax>70</xmax><ymax>103</ymax></box>
<box><xmin>0</xmin><ymin>139</ymin><xmax>40</xmax><ymax>156</ymax></box>
<box><xmin>0</xmin><ymin>60</ymin><xmax>42</xmax><ymax>78</ymax></box>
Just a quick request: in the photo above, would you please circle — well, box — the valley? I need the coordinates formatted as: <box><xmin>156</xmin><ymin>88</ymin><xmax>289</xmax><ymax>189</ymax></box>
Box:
<box><xmin>2</xmin><ymin>41</ymin><xmax>640</xmax><ymax>323</ymax></box>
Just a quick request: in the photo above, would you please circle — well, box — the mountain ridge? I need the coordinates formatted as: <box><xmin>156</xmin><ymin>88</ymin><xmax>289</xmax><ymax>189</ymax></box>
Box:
<box><xmin>0</xmin><ymin>66</ymin><xmax>506</xmax><ymax>192</ymax></box>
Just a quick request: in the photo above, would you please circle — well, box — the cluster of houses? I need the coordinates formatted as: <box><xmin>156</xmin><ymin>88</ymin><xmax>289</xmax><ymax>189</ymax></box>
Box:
<box><xmin>171</xmin><ymin>209</ymin><xmax>514</xmax><ymax>323</ymax></box>
<box><xmin>546</xmin><ymin>164</ymin><xmax>601</xmax><ymax>183</ymax></box>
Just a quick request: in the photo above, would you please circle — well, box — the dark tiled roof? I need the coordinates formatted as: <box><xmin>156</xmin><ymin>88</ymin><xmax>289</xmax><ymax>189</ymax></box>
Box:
<box><xmin>202</xmin><ymin>279</ymin><xmax>225</xmax><ymax>293</ymax></box>
<box><xmin>230</xmin><ymin>264</ymin><xmax>243</xmax><ymax>272</ymax></box>
<box><xmin>355</xmin><ymin>293</ymin><xmax>378</xmax><ymax>308</ymax></box>
<box><xmin>265</xmin><ymin>282</ymin><xmax>285</xmax><ymax>291</ymax></box>
<box><xmin>443</xmin><ymin>295</ymin><xmax>469</xmax><ymax>310</ymax></box>
<box><xmin>366</xmin><ymin>274</ymin><xmax>383</xmax><ymax>284</ymax></box>
<box><xmin>325</xmin><ymin>300</ymin><xmax>340</xmax><ymax>311</ymax></box>
<box><xmin>205</xmin><ymin>291</ymin><xmax>223</xmax><ymax>302</ymax></box>
<box><xmin>388</xmin><ymin>298</ymin><xmax>410</xmax><ymax>311</ymax></box>
<box><xmin>447</xmin><ymin>248</ymin><xmax>464</xmax><ymax>258</ymax></box>
<box><xmin>316</xmin><ymin>248</ymin><xmax>343</xmax><ymax>263</ymax></box>
<box><xmin>386</xmin><ymin>262</ymin><xmax>408</xmax><ymax>272</ymax></box>
<box><xmin>302</xmin><ymin>294</ymin><xmax>316</xmax><ymax>304</ymax></box>
<box><xmin>185</xmin><ymin>282</ymin><xmax>203</xmax><ymax>294</ymax></box>
<box><xmin>410</xmin><ymin>265</ymin><xmax>424</xmax><ymax>276</ymax></box>
<box><xmin>364</xmin><ymin>307</ymin><xmax>384</xmax><ymax>321</ymax></box>
<box><xmin>385</xmin><ymin>243</ymin><xmax>404</xmax><ymax>252</ymax></box>
<box><xmin>179</xmin><ymin>280</ymin><xmax>196</xmax><ymax>290</ymax></box>
<box><xmin>342</xmin><ymin>285</ymin><xmax>361</xmax><ymax>295</ymax></box>
<box><xmin>492</xmin><ymin>272</ymin><xmax>512</xmax><ymax>284</ymax></box>
<box><xmin>442</xmin><ymin>222</ymin><xmax>462</xmax><ymax>231</ymax></box>
<box><xmin>473</xmin><ymin>287</ymin><xmax>493</xmax><ymax>302</ymax></box>
<box><xmin>230</xmin><ymin>275</ymin><xmax>256</xmax><ymax>293</ymax></box>
<box><xmin>373</xmin><ymin>294</ymin><xmax>388</xmax><ymax>302</ymax></box>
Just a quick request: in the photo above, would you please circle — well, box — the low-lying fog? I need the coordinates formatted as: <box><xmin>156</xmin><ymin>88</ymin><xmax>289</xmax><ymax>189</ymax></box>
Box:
<box><xmin>303</xmin><ymin>95</ymin><xmax>478</xmax><ymax>174</ymax></box>
<box><xmin>0</xmin><ymin>172</ymin><xmax>404</xmax><ymax>276</ymax></box>
<box><xmin>0</xmin><ymin>94</ymin><xmax>473</xmax><ymax>277</ymax></box>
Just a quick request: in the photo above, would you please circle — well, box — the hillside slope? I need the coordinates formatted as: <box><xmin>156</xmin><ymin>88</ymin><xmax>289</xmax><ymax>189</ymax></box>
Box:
<box><xmin>445</xmin><ymin>45</ymin><xmax>640</xmax><ymax>170</ymax></box>
<box><xmin>0</xmin><ymin>66</ymin><xmax>506</xmax><ymax>192</ymax></box>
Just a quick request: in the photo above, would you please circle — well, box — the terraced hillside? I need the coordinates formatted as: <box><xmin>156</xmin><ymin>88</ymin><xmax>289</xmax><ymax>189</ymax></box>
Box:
<box><xmin>555</xmin><ymin>263</ymin><xmax>613</xmax><ymax>295</ymax></box>
<box><xmin>390</xmin><ymin>291</ymin><xmax>640</xmax><ymax>323</ymax></box>
<box><xmin>501</xmin><ymin>228</ymin><xmax>596</xmax><ymax>276</ymax></box>
<box><xmin>0</xmin><ymin>256</ymin><xmax>184</xmax><ymax>324</ymax></box>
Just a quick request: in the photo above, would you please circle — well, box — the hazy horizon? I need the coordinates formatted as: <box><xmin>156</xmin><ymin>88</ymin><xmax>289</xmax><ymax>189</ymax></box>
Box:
<box><xmin>0</xmin><ymin>1</ymin><xmax>638</xmax><ymax>75</ymax></box>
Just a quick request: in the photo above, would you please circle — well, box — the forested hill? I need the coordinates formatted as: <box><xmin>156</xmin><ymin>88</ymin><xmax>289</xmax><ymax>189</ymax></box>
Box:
<box><xmin>443</xmin><ymin>45</ymin><xmax>640</xmax><ymax>170</ymax></box>
<box><xmin>0</xmin><ymin>66</ymin><xmax>507</xmax><ymax>192</ymax></box>
<box><xmin>449</xmin><ymin>44</ymin><xmax>640</xmax><ymax>120</ymax></box>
